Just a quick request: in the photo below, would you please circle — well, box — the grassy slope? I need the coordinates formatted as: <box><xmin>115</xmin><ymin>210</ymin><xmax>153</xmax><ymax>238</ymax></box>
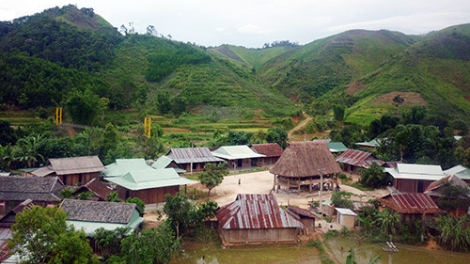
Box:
<box><xmin>256</xmin><ymin>30</ymin><xmax>416</xmax><ymax>100</ymax></box>
<box><xmin>208</xmin><ymin>45</ymin><xmax>295</xmax><ymax>70</ymax></box>
<box><xmin>344</xmin><ymin>24</ymin><xmax>470</xmax><ymax>124</ymax></box>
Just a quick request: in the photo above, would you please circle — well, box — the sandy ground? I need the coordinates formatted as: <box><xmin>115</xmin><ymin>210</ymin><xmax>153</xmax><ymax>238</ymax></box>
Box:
<box><xmin>144</xmin><ymin>170</ymin><xmax>391</xmax><ymax>233</ymax></box>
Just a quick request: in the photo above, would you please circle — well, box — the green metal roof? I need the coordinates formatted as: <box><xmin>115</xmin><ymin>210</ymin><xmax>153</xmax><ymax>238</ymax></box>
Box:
<box><xmin>103</xmin><ymin>159</ymin><xmax>153</xmax><ymax>177</ymax></box>
<box><xmin>327</xmin><ymin>142</ymin><xmax>348</xmax><ymax>153</ymax></box>
<box><xmin>105</xmin><ymin>168</ymin><xmax>197</xmax><ymax>191</ymax></box>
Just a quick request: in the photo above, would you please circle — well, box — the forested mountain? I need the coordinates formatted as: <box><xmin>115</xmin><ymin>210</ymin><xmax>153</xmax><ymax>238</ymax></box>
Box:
<box><xmin>1</xmin><ymin>5</ymin><xmax>470</xmax><ymax>126</ymax></box>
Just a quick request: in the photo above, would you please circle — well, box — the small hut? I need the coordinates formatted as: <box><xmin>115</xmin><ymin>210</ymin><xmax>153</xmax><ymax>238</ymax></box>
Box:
<box><xmin>269</xmin><ymin>141</ymin><xmax>342</xmax><ymax>194</ymax></box>
<box><xmin>287</xmin><ymin>206</ymin><xmax>316</xmax><ymax>234</ymax></box>
<box><xmin>335</xmin><ymin>208</ymin><xmax>357</xmax><ymax>230</ymax></box>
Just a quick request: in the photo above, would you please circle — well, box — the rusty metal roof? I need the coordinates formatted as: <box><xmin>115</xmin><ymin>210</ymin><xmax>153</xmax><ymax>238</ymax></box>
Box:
<box><xmin>251</xmin><ymin>143</ymin><xmax>284</xmax><ymax>157</ymax></box>
<box><xmin>379</xmin><ymin>193</ymin><xmax>444</xmax><ymax>214</ymax></box>
<box><xmin>336</xmin><ymin>149</ymin><xmax>384</xmax><ymax>168</ymax></box>
<box><xmin>216</xmin><ymin>194</ymin><xmax>303</xmax><ymax>230</ymax></box>
<box><xmin>167</xmin><ymin>147</ymin><xmax>224</xmax><ymax>164</ymax></box>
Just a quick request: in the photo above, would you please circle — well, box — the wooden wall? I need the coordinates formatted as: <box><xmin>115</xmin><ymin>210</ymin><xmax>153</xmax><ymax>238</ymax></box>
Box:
<box><xmin>117</xmin><ymin>185</ymin><xmax>180</xmax><ymax>204</ymax></box>
<box><xmin>220</xmin><ymin>228</ymin><xmax>298</xmax><ymax>245</ymax></box>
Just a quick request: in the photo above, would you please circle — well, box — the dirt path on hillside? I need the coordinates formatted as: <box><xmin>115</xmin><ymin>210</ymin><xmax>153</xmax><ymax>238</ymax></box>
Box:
<box><xmin>288</xmin><ymin>112</ymin><xmax>313</xmax><ymax>140</ymax></box>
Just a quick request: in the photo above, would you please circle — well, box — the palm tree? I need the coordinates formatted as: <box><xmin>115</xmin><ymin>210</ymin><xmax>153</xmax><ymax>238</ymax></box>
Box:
<box><xmin>12</xmin><ymin>134</ymin><xmax>46</xmax><ymax>168</ymax></box>
<box><xmin>374</xmin><ymin>209</ymin><xmax>400</xmax><ymax>236</ymax></box>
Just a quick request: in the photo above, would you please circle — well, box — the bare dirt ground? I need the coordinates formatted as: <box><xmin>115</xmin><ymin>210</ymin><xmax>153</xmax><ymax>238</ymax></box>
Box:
<box><xmin>144</xmin><ymin>170</ymin><xmax>391</xmax><ymax>233</ymax></box>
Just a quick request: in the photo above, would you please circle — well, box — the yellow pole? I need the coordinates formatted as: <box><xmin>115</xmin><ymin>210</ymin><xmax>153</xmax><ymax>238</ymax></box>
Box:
<box><xmin>144</xmin><ymin>117</ymin><xmax>151</xmax><ymax>138</ymax></box>
<box><xmin>55</xmin><ymin>107</ymin><xmax>62</xmax><ymax>125</ymax></box>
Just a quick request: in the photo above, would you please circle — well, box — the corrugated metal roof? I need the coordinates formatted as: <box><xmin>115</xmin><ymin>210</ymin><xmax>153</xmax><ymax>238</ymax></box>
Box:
<box><xmin>0</xmin><ymin>228</ymin><xmax>12</xmax><ymax>262</ymax></box>
<box><xmin>105</xmin><ymin>168</ymin><xmax>197</xmax><ymax>191</ymax></box>
<box><xmin>335</xmin><ymin>208</ymin><xmax>357</xmax><ymax>216</ymax></box>
<box><xmin>336</xmin><ymin>149</ymin><xmax>384</xmax><ymax>168</ymax></box>
<box><xmin>167</xmin><ymin>147</ymin><xmax>224</xmax><ymax>164</ymax></box>
<box><xmin>216</xmin><ymin>194</ymin><xmax>303</xmax><ymax>230</ymax></box>
<box><xmin>212</xmin><ymin>146</ymin><xmax>266</xmax><ymax>160</ymax></box>
<box><xmin>102</xmin><ymin>159</ymin><xmax>152</xmax><ymax>177</ymax></box>
<box><xmin>386</xmin><ymin>164</ymin><xmax>446</xmax><ymax>180</ymax></box>
<box><xmin>424</xmin><ymin>175</ymin><xmax>468</xmax><ymax>194</ymax></box>
<box><xmin>444</xmin><ymin>165</ymin><xmax>470</xmax><ymax>180</ymax></box>
<box><xmin>251</xmin><ymin>143</ymin><xmax>284</xmax><ymax>157</ymax></box>
<box><xmin>327</xmin><ymin>142</ymin><xmax>348</xmax><ymax>153</ymax></box>
<box><xmin>48</xmin><ymin>156</ymin><xmax>104</xmax><ymax>175</ymax></box>
<box><xmin>379</xmin><ymin>193</ymin><xmax>444</xmax><ymax>214</ymax></box>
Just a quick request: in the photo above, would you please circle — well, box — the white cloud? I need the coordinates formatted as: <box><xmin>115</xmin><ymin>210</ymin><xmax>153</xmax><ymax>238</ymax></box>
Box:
<box><xmin>0</xmin><ymin>0</ymin><xmax>469</xmax><ymax>48</ymax></box>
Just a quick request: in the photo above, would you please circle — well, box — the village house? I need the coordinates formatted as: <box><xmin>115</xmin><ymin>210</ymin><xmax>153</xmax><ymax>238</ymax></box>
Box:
<box><xmin>60</xmin><ymin>199</ymin><xmax>144</xmax><ymax>236</ymax></box>
<box><xmin>379</xmin><ymin>193</ymin><xmax>444</xmax><ymax>222</ymax></box>
<box><xmin>385</xmin><ymin>164</ymin><xmax>447</xmax><ymax>193</ymax></box>
<box><xmin>32</xmin><ymin>156</ymin><xmax>104</xmax><ymax>186</ymax></box>
<box><xmin>270</xmin><ymin>141</ymin><xmax>342</xmax><ymax>194</ymax></box>
<box><xmin>327</xmin><ymin>141</ymin><xmax>348</xmax><ymax>154</ymax></box>
<box><xmin>151</xmin><ymin>156</ymin><xmax>186</xmax><ymax>174</ymax></box>
<box><xmin>287</xmin><ymin>206</ymin><xmax>316</xmax><ymax>235</ymax></box>
<box><xmin>165</xmin><ymin>147</ymin><xmax>224</xmax><ymax>173</ymax></box>
<box><xmin>72</xmin><ymin>178</ymin><xmax>113</xmax><ymax>201</ymax></box>
<box><xmin>336</xmin><ymin>149</ymin><xmax>384</xmax><ymax>173</ymax></box>
<box><xmin>104</xmin><ymin>168</ymin><xmax>197</xmax><ymax>204</ymax></box>
<box><xmin>443</xmin><ymin>165</ymin><xmax>470</xmax><ymax>184</ymax></box>
<box><xmin>216</xmin><ymin>194</ymin><xmax>303</xmax><ymax>245</ymax></box>
<box><xmin>0</xmin><ymin>176</ymin><xmax>64</xmax><ymax>214</ymax></box>
<box><xmin>102</xmin><ymin>158</ymin><xmax>152</xmax><ymax>178</ymax></box>
<box><xmin>424</xmin><ymin>175</ymin><xmax>470</xmax><ymax>216</ymax></box>
<box><xmin>250</xmin><ymin>143</ymin><xmax>284</xmax><ymax>168</ymax></box>
<box><xmin>212</xmin><ymin>145</ymin><xmax>265</xmax><ymax>171</ymax></box>
<box><xmin>0</xmin><ymin>199</ymin><xmax>34</xmax><ymax>228</ymax></box>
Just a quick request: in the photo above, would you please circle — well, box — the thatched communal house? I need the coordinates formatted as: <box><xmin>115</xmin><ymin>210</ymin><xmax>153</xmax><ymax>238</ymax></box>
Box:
<box><xmin>269</xmin><ymin>141</ymin><xmax>342</xmax><ymax>193</ymax></box>
<box><xmin>216</xmin><ymin>194</ymin><xmax>303</xmax><ymax>245</ymax></box>
<box><xmin>32</xmin><ymin>156</ymin><xmax>105</xmax><ymax>186</ymax></box>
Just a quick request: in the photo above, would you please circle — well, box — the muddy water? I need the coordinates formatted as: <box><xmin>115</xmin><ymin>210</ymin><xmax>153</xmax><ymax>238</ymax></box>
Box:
<box><xmin>170</xmin><ymin>244</ymin><xmax>322</xmax><ymax>264</ymax></box>
<box><xmin>170</xmin><ymin>236</ymin><xmax>470</xmax><ymax>264</ymax></box>
<box><xmin>326</xmin><ymin>236</ymin><xmax>470</xmax><ymax>264</ymax></box>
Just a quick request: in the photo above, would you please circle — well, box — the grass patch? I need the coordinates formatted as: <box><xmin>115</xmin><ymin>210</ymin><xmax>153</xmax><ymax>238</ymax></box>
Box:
<box><xmin>306</xmin><ymin>240</ymin><xmax>334</xmax><ymax>264</ymax></box>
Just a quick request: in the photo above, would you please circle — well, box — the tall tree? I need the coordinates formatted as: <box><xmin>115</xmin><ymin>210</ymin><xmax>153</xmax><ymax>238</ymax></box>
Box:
<box><xmin>163</xmin><ymin>194</ymin><xmax>204</xmax><ymax>238</ymax></box>
<box><xmin>120</xmin><ymin>222</ymin><xmax>180</xmax><ymax>264</ymax></box>
<box><xmin>199</xmin><ymin>163</ymin><xmax>229</xmax><ymax>198</ymax></box>
<box><xmin>7</xmin><ymin>206</ymin><xmax>96</xmax><ymax>263</ymax></box>
<box><xmin>265</xmin><ymin>127</ymin><xmax>288</xmax><ymax>149</ymax></box>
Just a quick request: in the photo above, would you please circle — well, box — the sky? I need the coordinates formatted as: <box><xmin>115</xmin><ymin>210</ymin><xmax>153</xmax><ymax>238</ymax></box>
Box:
<box><xmin>0</xmin><ymin>1</ymin><xmax>469</xmax><ymax>48</ymax></box>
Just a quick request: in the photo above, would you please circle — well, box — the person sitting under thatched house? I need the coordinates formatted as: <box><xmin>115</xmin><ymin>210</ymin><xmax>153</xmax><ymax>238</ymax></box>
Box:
<box><xmin>269</xmin><ymin>141</ymin><xmax>343</xmax><ymax>194</ymax></box>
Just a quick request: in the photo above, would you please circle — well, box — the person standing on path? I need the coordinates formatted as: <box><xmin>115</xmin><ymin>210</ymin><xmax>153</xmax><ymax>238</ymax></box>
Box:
<box><xmin>238</xmin><ymin>179</ymin><xmax>241</xmax><ymax>185</ymax></box>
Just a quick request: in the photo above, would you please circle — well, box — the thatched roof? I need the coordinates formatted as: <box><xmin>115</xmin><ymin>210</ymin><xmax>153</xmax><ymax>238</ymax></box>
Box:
<box><xmin>269</xmin><ymin>141</ymin><xmax>342</xmax><ymax>177</ymax></box>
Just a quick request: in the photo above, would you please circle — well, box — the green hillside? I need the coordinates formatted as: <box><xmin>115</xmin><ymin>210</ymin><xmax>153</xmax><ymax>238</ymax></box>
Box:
<box><xmin>256</xmin><ymin>30</ymin><xmax>418</xmax><ymax>103</ymax></box>
<box><xmin>1</xmin><ymin>5</ymin><xmax>470</xmax><ymax>127</ymax></box>
<box><xmin>342</xmin><ymin>24</ymin><xmax>470</xmax><ymax>124</ymax></box>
